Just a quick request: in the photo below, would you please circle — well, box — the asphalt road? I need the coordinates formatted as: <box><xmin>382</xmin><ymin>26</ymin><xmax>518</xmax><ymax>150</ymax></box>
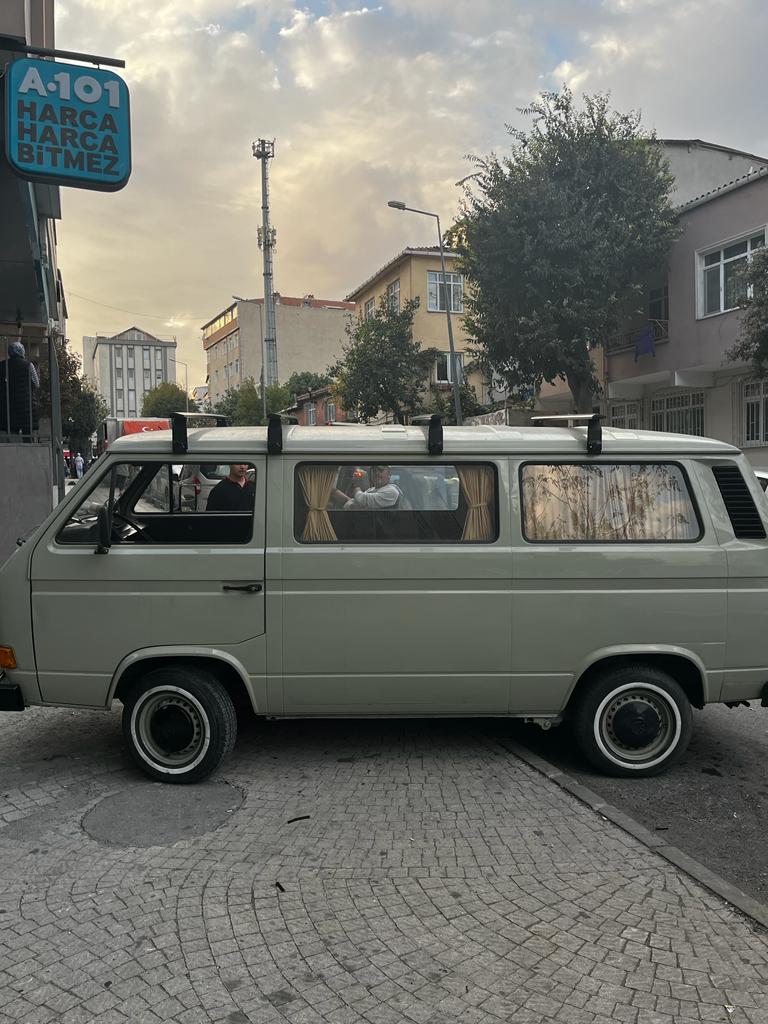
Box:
<box><xmin>494</xmin><ymin>701</ymin><xmax>768</xmax><ymax>905</ymax></box>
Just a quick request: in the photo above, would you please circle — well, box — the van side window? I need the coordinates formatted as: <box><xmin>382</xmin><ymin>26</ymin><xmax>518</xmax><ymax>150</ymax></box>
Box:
<box><xmin>294</xmin><ymin>463</ymin><xmax>498</xmax><ymax>544</ymax></box>
<box><xmin>57</xmin><ymin>462</ymin><xmax>256</xmax><ymax>546</ymax></box>
<box><xmin>521</xmin><ymin>463</ymin><xmax>701</xmax><ymax>542</ymax></box>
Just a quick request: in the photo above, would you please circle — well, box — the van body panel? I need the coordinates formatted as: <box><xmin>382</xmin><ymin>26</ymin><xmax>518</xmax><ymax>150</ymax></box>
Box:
<box><xmin>107</xmin><ymin>644</ymin><xmax>267</xmax><ymax>713</ymax></box>
<box><xmin>277</xmin><ymin>456</ymin><xmax>514</xmax><ymax>713</ymax></box>
<box><xmin>0</xmin><ymin>541</ymin><xmax>41</xmax><ymax>705</ymax></box>
<box><xmin>508</xmin><ymin>457</ymin><xmax>728</xmax><ymax>711</ymax></box>
<box><xmin>29</xmin><ymin>455</ymin><xmax>268</xmax><ymax>707</ymax></box>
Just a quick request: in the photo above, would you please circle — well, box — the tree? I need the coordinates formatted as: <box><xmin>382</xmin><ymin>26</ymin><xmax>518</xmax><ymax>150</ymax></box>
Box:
<box><xmin>330</xmin><ymin>300</ymin><xmax>438</xmax><ymax>422</ymax></box>
<box><xmin>142</xmin><ymin>382</ymin><xmax>193</xmax><ymax>417</ymax></box>
<box><xmin>38</xmin><ymin>338</ymin><xmax>108</xmax><ymax>454</ymax></box>
<box><xmin>454</xmin><ymin>88</ymin><xmax>678</xmax><ymax>411</ymax></box>
<box><xmin>415</xmin><ymin>382</ymin><xmax>485</xmax><ymax>424</ymax></box>
<box><xmin>285</xmin><ymin>370</ymin><xmax>330</xmax><ymax>399</ymax></box>
<box><xmin>212</xmin><ymin>387</ymin><xmax>240</xmax><ymax>423</ymax></box>
<box><xmin>726</xmin><ymin>248</ymin><xmax>768</xmax><ymax>371</ymax></box>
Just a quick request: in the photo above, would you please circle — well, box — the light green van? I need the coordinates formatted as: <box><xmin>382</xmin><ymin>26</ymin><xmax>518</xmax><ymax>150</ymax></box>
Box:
<box><xmin>2</xmin><ymin>413</ymin><xmax>767</xmax><ymax>783</ymax></box>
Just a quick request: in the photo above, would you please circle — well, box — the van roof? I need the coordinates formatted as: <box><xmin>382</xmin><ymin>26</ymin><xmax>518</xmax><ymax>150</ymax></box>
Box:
<box><xmin>106</xmin><ymin>423</ymin><xmax>740</xmax><ymax>457</ymax></box>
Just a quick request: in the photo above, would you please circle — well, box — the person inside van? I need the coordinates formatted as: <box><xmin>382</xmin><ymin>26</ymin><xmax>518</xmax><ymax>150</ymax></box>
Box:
<box><xmin>206</xmin><ymin>463</ymin><xmax>255</xmax><ymax>512</ymax></box>
<box><xmin>333</xmin><ymin>464</ymin><xmax>402</xmax><ymax>509</ymax></box>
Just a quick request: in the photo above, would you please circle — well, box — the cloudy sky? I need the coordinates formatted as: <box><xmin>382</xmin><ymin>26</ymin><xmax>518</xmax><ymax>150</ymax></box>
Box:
<box><xmin>56</xmin><ymin>0</ymin><xmax>768</xmax><ymax>389</ymax></box>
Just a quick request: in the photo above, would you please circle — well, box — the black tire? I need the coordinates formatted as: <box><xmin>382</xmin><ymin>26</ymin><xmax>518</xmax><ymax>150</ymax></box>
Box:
<box><xmin>122</xmin><ymin>665</ymin><xmax>237</xmax><ymax>784</ymax></box>
<box><xmin>571</xmin><ymin>663</ymin><xmax>693</xmax><ymax>778</ymax></box>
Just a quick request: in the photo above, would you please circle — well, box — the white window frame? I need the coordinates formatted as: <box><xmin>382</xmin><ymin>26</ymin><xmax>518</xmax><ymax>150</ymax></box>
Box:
<box><xmin>742</xmin><ymin>380</ymin><xmax>768</xmax><ymax>447</ymax></box>
<box><xmin>609</xmin><ymin>402</ymin><xmax>640</xmax><ymax>430</ymax></box>
<box><xmin>326</xmin><ymin>402</ymin><xmax>337</xmax><ymax>423</ymax></box>
<box><xmin>307</xmin><ymin>402</ymin><xmax>317</xmax><ymax>426</ymax></box>
<box><xmin>697</xmin><ymin>227</ymin><xmax>765</xmax><ymax>318</ymax></box>
<box><xmin>427</xmin><ymin>270</ymin><xmax>463</xmax><ymax>313</ymax></box>
<box><xmin>386</xmin><ymin>279</ymin><xmax>400</xmax><ymax>312</ymax></box>
<box><xmin>434</xmin><ymin>351</ymin><xmax>464</xmax><ymax>385</ymax></box>
<box><xmin>650</xmin><ymin>391</ymin><xmax>705</xmax><ymax>436</ymax></box>
<box><xmin>364</xmin><ymin>298</ymin><xmax>375</xmax><ymax>319</ymax></box>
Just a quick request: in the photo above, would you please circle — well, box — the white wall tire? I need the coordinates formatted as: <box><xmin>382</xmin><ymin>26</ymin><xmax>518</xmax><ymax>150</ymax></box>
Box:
<box><xmin>122</xmin><ymin>666</ymin><xmax>236</xmax><ymax>784</ymax></box>
<box><xmin>572</xmin><ymin>664</ymin><xmax>693</xmax><ymax>777</ymax></box>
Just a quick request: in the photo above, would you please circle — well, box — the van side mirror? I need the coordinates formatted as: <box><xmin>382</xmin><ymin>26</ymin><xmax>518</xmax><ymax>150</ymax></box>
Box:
<box><xmin>95</xmin><ymin>505</ymin><xmax>112</xmax><ymax>554</ymax></box>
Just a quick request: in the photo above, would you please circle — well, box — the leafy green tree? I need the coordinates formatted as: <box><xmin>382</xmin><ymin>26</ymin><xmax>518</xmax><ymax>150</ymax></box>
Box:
<box><xmin>38</xmin><ymin>338</ymin><xmax>108</xmax><ymax>454</ymax></box>
<box><xmin>141</xmin><ymin>382</ymin><xmax>194</xmax><ymax>417</ymax></box>
<box><xmin>330</xmin><ymin>299</ymin><xmax>438</xmax><ymax>422</ymax></box>
<box><xmin>415</xmin><ymin>383</ymin><xmax>485</xmax><ymax>424</ymax></box>
<box><xmin>285</xmin><ymin>370</ymin><xmax>330</xmax><ymax>399</ymax></box>
<box><xmin>223</xmin><ymin>378</ymin><xmax>292</xmax><ymax>426</ymax></box>
<box><xmin>212</xmin><ymin>387</ymin><xmax>239</xmax><ymax>423</ymax></box>
<box><xmin>454</xmin><ymin>88</ymin><xmax>678</xmax><ymax>411</ymax></box>
<box><xmin>726</xmin><ymin>248</ymin><xmax>768</xmax><ymax>371</ymax></box>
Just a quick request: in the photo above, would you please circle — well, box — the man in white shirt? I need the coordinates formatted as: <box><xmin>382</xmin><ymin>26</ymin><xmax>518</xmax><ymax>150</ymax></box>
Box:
<box><xmin>333</xmin><ymin>465</ymin><xmax>401</xmax><ymax>509</ymax></box>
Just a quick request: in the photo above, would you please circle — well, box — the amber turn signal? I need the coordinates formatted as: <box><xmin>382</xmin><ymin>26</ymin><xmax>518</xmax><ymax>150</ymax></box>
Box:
<box><xmin>0</xmin><ymin>647</ymin><xmax>17</xmax><ymax>670</ymax></box>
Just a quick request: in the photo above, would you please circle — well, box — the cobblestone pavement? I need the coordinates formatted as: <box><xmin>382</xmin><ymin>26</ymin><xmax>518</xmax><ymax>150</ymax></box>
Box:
<box><xmin>1</xmin><ymin>709</ymin><xmax>767</xmax><ymax>1024</ymax></box>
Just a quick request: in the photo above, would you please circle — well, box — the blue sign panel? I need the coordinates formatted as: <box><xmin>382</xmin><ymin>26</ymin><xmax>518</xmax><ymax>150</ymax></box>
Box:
<box><xmin>5</xmin><ymin>58</ymin><xmax>131</xmax><ymax>192</ymax></box>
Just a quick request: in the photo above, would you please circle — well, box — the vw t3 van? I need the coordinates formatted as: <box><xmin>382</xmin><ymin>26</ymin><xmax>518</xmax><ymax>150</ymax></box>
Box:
<box><xmin>1</xmin><ymin>412</ymin><xmax>767</xmax><ymax>783</ymax></box>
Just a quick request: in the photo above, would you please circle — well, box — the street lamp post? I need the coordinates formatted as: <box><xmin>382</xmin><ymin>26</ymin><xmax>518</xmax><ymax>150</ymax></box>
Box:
<box><xmin>387</xmin><ymin>200</ymin><xmax>463</xmax><ymax>425</ymax></box>
<box><xmin>168</xmin><ymin>355</ymin><xmax>189</xmax><ymax>411</ymax></box>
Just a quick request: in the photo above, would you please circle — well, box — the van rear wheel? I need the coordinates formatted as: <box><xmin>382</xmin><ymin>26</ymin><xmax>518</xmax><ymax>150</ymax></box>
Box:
<box><xmin>572</xmin><ymin>664</ymin><xmax>692</xmax><ymax>777</ymax></box>
<box><xmin>122</xmin><ymin>666</ymin><xmax>237</xmax><ymax>784</ymax></box>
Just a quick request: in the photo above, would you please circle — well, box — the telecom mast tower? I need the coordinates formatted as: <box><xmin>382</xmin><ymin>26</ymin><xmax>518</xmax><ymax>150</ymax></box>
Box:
<box><xmin>252</xmin><ymin>138</ymin><xmax>278</xmax><ymax>388</ymax></box>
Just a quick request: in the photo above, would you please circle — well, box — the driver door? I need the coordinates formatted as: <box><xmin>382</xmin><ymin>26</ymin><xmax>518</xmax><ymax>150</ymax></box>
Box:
<box><xmin>30</xmin><ymin>456</ymin><xmax>266</xmax><ymax>707</ymax></box>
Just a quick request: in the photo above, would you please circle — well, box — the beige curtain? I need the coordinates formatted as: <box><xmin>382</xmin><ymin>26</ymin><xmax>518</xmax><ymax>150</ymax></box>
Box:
<box><xmin>521</xmin><ymin>464</ymin><xmax>697</xmax><ymax>542</ymax></box>
<box><xmin>458</xmin><ymin>465</ymin><xmax>495</xmax><ymax>542</ymax></box>
<box><xmin>298</xmin><ymin>465</ymin><xmax>338</xmax><ymax>542</ymax></box>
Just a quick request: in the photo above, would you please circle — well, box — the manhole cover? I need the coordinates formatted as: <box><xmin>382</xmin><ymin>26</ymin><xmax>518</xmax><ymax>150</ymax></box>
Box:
<box><xmin>82</xmin><ymin>781</ymin><xmax>242</xmax><ymax>847</ymax></box>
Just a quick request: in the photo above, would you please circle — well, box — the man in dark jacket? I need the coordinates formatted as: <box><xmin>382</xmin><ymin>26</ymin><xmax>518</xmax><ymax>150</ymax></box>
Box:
<box><xmin>0</xmin><ymin>341</ymin><xmax>39</xmax><ymax>436</ymax></box>
<box><xmin>206</xmin><ymin>464</ymin><xmax>255</xmax><ymax>511</ymax></box>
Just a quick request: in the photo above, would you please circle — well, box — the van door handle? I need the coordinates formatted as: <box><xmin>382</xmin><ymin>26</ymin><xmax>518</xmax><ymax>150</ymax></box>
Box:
<box><xmin>222</xmin><ymin>583</ymin><xmax>263</xmax><ymax>593</ymax></box>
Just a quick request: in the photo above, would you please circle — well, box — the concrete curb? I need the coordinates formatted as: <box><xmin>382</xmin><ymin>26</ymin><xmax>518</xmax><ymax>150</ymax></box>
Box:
<box><xmin>498</xmin><ymin>737</ymin><xmax>768</xmax><ymax>932</ymax></box>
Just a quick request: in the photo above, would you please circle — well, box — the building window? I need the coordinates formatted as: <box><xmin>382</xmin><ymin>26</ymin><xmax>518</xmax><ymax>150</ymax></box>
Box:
<box><xmin>326</xmin><ymin>402</ymin><xmax>337</xmax><ymax>423</ymax></box>
<box><xmin>127</xmin><ymin>348</ymin><xmax>134</xmax><ymax>366</ymax></box>
<box><xmin>128</xmin><ymin>369</ymin><xmax>135</xmax><ymax>383</ymax></box>
<box><xmin>521</xmin><ymin>463</ymin><xmax>700</xmax><ymax>542</ymax></box>
<box><xmin>155</xmin><ymin>348</ymin><xmax>163</xmax><ymax>369</ymax></box>
<box><xmin>115</xmin><ymin>368</ymin><xmax>123</xmax><ymax>382</ymax></box>
<box><xmin>364</xmin><ymin>298</ymin><xmax>375</xmax><ymax>319</ymax></box>
<box><xmin>700</xmin><ymin>231</ymin><xmax>765</xmax><ymax>316</ymax></box>
<box><xmin>743</xmin><ymin>380</ymin><xmax>768</xmax><ymax>446</ymax></box>
<box><xmin>648</xmin><ymin>285</ymin><xmax>669</xmax><ymax>321</ymax></box>
<box><xmin>115</xmin><ymin>348</ymin><xmax>122</xmax><ymax>367</ymax></box>
<box><xmin>609</xmin><ymin>403</ymin><xmax>640</xmax><ymax>430</ymax></box>
<box><xmin>387</xmin><ymin>279</ymin><xmax>400</xmax><ymax>312</ymax></box>
<box><xmin>307</xmin><ymin>402</ymin><xmax>317</xmax><ymax>426</ymax></box>
<box><xmin>427</xmin><ymin>271</ymin><xmax>463</xmax><ymax>313</ymax></box>
<box><xmin>155</xmin><ymin>370</ymin><xmax>163</xmax><ymax>384</ymax></box>
<box><xmin>435</xmin><ymin>351</ymin><xmax>464</xmax><ymax>384</ymax></box>
<box><xmin>143</xmin><ymin>347</ymin><xmax>151</xmax><ymax>368</ymax></box>
<box><xmin>651</xmin><ymin>391</ymin><xmax>705</xmax><ymax>436</ymax></box>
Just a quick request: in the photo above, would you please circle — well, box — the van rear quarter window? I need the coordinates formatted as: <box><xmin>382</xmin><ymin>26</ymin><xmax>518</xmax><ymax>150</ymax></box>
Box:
<box><xmin>520</xmin><ymin>462</ymin><xmax>701</xmax><ymax>543</ymax></box>
<box><xmin>293</xmin><ymin>462</ymin><xmax>498</xmax><ymax>544</ymax></box>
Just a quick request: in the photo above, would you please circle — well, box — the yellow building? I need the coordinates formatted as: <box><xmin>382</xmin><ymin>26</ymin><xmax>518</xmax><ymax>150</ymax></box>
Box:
<box><xmin>345</xmin><ymin>247</ymin><xmax>489</xmax><ymax>406</ymax></box>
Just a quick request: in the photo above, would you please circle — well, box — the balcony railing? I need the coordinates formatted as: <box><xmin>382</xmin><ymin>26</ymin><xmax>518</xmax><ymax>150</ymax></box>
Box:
<box><xmin>605</xmin><ymin>319</ymin><xmax>669</xmax><ymax>354</ymax></box>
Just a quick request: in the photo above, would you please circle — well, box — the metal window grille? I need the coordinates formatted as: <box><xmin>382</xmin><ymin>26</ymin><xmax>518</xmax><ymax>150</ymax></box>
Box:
<box><xmin>650</xmin><ymin>392</ymin><xmax>705</xmax><ymax>436</ymax></box>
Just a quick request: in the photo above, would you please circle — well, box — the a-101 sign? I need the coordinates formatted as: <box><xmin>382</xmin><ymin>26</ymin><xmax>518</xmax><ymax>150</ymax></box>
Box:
<box><xmin>4</xmin><ymin>58</ymin><xmax>131</xmax><ymax>192</ymax></box>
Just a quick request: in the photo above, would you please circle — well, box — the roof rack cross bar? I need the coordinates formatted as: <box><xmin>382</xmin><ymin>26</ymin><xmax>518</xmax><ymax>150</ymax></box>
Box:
<box><xmin>411</xmin><ymin>413</ymin><xmax>443</xmax><ymax>455</ymax></box>
<box><xmin>170</xmin><ymin>411</ymin><xmax>229</xmax><ymax>454</ymax></box>
<box><xmin>267</xmin><ymin>413</ymin><xmax>299</xmax><ymax>455</ymax></box>
<box><xmin>530</xmin><ymin>413</ymin><xmax>602</xmax><ymax>456</ymax></box>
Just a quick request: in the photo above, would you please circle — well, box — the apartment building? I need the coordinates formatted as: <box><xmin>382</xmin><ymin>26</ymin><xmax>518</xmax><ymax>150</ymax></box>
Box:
<box><xmin>83</xmin><ymin>327</ymin><xmax>177</xmax><ymax>417</ymax></box>
<box><xmin>203</xmin><ymin>295</ymin><xmax>353</xmax><ymax>405</ymax></box>
<box><xmin>346</xmin><ymin>247</ymin><xmax>488</xmax><ymax>404</ymax></box>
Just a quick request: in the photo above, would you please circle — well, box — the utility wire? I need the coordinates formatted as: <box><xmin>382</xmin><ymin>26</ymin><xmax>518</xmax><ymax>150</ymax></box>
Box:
<box><xmin>66</xmin><ymin>290</ymin><xmax>208</xmax><ymax>321</ymax></box>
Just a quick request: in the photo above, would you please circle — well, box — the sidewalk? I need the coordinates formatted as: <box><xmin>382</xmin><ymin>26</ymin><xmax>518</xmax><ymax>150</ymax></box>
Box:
<box><xmin>0</xmin><ymin>711</ymin><xmax>766</xmax><ymax>1023</ymax></box>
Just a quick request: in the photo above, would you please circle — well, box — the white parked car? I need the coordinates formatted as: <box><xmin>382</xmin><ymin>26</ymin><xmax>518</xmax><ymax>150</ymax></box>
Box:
<box><xmin>754</xmin><ymin>469</ymin><xmax>768</xmax><ymax>492</ymax></box>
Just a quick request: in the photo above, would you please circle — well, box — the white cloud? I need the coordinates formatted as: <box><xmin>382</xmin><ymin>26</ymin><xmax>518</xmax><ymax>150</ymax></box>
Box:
<box><xmin>54</xmin><ymin>0</ymin><xmax>767</xmax><ymax>389</ymax></box>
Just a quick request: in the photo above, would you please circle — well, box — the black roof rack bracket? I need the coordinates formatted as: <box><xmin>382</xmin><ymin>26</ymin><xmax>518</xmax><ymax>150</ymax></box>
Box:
<box><xmin>411</xmin><ymin>414</ymin><xmax>443</xmax><ymax>456</ymax></box>
<box><xmin>171</xmin><ymin>411</ymin><xmax>228</xmax><ymax>454</ymax></box>
<box><xmin>267</xmin><ymin>414</ymin><xmax>299</xmax><ymax>455</ymax></box>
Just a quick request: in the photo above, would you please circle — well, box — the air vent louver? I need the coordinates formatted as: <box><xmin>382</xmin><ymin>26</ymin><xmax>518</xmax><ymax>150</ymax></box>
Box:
<box><xmin>712</xmin><ymin>465</ymin><xmax>766</xmax><ymax>539</ymax></box>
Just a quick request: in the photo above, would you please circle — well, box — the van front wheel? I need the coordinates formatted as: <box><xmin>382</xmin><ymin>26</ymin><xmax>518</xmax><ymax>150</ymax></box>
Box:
<box><xmin>572</xmin><ymin>665</ymin><xmax>692</xmax><ymax>777</ymax></box>
<box><xmin>122</xmin><ymin>666</ymin><xmax>237</xmax><ymax>784</ymax></box>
